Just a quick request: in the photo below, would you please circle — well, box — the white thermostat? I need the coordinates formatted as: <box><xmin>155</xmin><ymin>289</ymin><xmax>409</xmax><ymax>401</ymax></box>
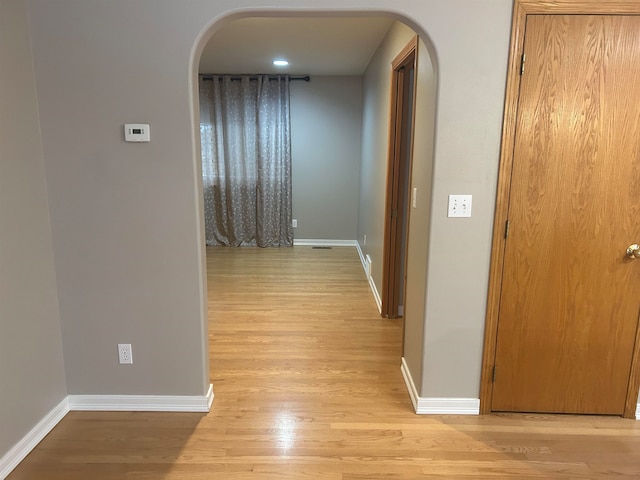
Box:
<box><xmin>124</xmin><ymin>124</ymin><xmax>150</xmax><ymax>142</ymax></box>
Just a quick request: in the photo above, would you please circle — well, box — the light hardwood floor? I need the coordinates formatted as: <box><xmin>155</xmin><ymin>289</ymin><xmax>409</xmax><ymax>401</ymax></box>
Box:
<box><xmin>7</xmin><ymin>246</ymin><xmax>640</xmax><ymax>479</ymax></box>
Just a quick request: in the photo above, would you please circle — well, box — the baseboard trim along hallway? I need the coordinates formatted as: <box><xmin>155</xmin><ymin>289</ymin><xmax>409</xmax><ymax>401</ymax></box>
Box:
<box><xmin>355</xmin><ymin>241</ymin><xmax>382</xmax><ymax>312</ymax></box>
<box><xmin>293</xmin><ymin>239</ymin><xmax>358</xmax><ymax>247</ymax></box>
<box><xmin>0</xmin><ymin>385</ymin><xmax>214</xmax><ymax>479</ymax></box>
<box><xmin>401</xmin><ymin>357</ymin><xmax>480</xmax><ymax>415</ymax></box>
<box><xmin>0</xmin><ymin>398</ymin><xmax>69</xmax><ymax>480</ymax></box>
<box><xmin>68</xmin><ymin>384</ymin><xmax>214</xmax><ymax>412</ymax></box>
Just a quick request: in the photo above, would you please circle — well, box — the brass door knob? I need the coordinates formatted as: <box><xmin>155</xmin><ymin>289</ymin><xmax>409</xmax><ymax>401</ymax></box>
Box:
<box><xmin>626</xmin><ymin>244</ymin><xmax>640</xmax><ymax>259</ymax></box>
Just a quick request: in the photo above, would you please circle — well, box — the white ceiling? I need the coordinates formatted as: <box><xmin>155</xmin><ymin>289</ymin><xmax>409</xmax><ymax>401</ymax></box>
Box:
<box><xmin>199</xmin><ymin>17</ymin><xmax>396</xmax><ymax>76</ymax></box>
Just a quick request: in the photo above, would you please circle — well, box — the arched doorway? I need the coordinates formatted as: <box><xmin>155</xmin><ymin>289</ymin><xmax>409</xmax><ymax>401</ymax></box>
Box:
<box><xmin>189</xmin><ymin>11</ymin><xmax>439</xmax><ymax>409</ymax></box>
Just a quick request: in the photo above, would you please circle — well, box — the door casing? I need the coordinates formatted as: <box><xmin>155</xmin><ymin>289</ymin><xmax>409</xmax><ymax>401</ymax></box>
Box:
<box><xmin>480</xmin><ymin>0</ymin><xmax>640</xmax><ymax>419</ymax></box>
<box><xmin>381</xmin><ymin>36</ymin><xmax>418</xmax><ymax>319</ymax></box>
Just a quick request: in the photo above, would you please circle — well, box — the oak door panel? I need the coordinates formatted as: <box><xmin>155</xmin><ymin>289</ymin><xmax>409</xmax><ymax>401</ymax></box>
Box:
<box><xmin>492</xmin><ymin>15</ymin><xmax>640</xmax><ymax>414</ymax></box>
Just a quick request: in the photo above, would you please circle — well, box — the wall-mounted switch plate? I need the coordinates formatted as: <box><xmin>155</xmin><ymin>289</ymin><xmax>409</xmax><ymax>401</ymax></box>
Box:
<box><xmin>448</xmin><ymin>194</ymin><xmax>472</xmax><ymax>217</ymax></box>
<box><xmin>292</xmin><ymin>219</ymin><xmax>297</xmax><ymax>228</ymax></box>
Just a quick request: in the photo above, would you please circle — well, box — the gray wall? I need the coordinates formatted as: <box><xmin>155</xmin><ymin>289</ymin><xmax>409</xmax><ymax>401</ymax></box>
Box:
<box><xmin>357</xmin><ymin>24</ymin><xmax>440</xmax><ymax>395</ymax></box>
<box><xmin>418</xmin><ymin>3</ymin><xmax>510</xmax><ymax>397</ymax></box>
<box><xmin>358</xmin><ymin>21</ymin><xmax>416</xmax><ymax>304</ymax></box>
<box><xmin>402</xmin><ymin>37</ymin><xmax>438</xmax><ymax>394</ymax></box>
<box><xmin>0</xmin><ymin>0</ymin><xmax>67</xmax><ymax>457</ymax></box>
<box><xmin>29</xmin><ymin>1</ymin><xmax>210</xmax><ymax>396</ymax></box>
<box><xmin>23</xmin><ymin>0</ymin><xmax>513</xmax><ymax>407</ymax></box>
<box><xmin>291</xmin><ymin>76</ymin><xmax>362</xmax><ymax>240</ymax></box>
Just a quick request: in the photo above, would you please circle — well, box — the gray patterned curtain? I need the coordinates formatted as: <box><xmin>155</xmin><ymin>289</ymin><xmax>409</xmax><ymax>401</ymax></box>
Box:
<box><xmin>199</xmin><ymin>75</ymin><xmax>293</xmax><ymax>247</ymax></box>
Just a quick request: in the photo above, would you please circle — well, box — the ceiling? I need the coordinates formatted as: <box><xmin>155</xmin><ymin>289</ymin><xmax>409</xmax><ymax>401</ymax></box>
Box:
<box><xmin>199</xmin><ymin>17</ymin><xmax>396</xmax><ymax>76</ymax></box>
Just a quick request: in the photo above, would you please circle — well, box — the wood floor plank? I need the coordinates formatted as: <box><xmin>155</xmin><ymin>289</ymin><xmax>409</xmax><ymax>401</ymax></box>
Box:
<box><xmin>6</xmin><ymin>246</ymin><xmax>640</xmax><ymax>479</ymax></box>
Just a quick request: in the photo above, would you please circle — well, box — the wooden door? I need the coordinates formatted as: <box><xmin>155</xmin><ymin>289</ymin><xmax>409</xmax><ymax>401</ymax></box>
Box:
<box><xmin>492</xmin><ymin>15</ymin><xmax>640</xmax><ymax>414</ymax></box>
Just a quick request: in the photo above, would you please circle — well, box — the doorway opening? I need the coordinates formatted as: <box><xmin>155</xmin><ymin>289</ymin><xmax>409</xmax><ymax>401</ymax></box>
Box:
<box><xmin>381</xmin><ymin>37</ymin><xmax>417</xmax><ymax>319</ymax></box>
<box><xmin>192</xmin><ymin>12</ymin><xmax>438</xmax><ymax>404</ymax></box>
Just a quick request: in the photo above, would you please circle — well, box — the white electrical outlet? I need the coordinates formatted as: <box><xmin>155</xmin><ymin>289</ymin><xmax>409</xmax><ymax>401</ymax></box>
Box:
<box><xmin>118</xmin><ymin>344</ymin><xmax>133</xmax><ymax>364</ymax></box>
<box><xmin>448</xmin><ymin>194</ymin><xmax>473</xmax><ymax>217</ymax></box>
<box><xmin>292</xmin><ymin>219</ymin><xmax>297</xmax><ymax>228</ymax></box>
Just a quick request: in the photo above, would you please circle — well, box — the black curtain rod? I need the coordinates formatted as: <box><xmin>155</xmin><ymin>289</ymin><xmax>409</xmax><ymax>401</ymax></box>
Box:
<box><xmin>201</xmin><ymin>74</ymin><xmax>310</xmax><ymax>82</ymax></box>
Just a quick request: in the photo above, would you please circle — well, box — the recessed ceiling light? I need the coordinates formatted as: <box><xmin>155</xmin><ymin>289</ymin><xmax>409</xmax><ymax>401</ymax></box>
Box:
<box><xmin>273</xmin><ymin>60</ymin><xmax>289</xmax><ymax>67</ymax></box>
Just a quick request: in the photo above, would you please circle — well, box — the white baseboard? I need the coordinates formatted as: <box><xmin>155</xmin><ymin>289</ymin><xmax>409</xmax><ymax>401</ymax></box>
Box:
<box><xmin>401</xmin><ymin>358</ymin><xmax>479</xmax><ymax>415</ymax></box>
<box><xmin>293</xmin><ymin>239</ymin><xmax>358</xmax><ymax>247</ymax></box>
<box><xmin>416</xmin><ymin>397</ymin><xmax>480</xmax><ymax>415</ymax></box>
<box><xmin>355</xmin><ymin>242</ymin><xmax>382</xmax><ymax>313</ymax></box>
<box><xmin>68</xmin><ymin>384</ymin><xmax>214</xmax><ymax>412</ymax></box>
<box><xmin>355</xmin><ymin>240</ymin><xmax>366</xmax><ymax>266</ymax></box>
<box><xmin>0</xmin><ymin>397</ymin><xmax>70</xmax><ymax>479</ymax></box>
<box><xmin>368</xmin><ymin>276</ymin><xmax>382</xmax><ymax>313</ymax></box>
<box><xmin>401</xmin><ymin>357</ymin><xmax>420</xmax><ymax>411</ymax></box>
<box><xmin>637</xmin><ymin>402</ymin><xmax>640</xmax><ymax>420</ymax></box>
<box><xmin>0</xmin><ymin>386</ymin><xmax>214</xmax><ymax>479</ymax></box>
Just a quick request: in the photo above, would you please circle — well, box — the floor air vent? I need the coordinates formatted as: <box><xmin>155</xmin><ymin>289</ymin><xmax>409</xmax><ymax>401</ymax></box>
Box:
<box><xmin>312</xmin><ymin>246</ymin><xmax>333</xmax><ymax>249</ymax></box>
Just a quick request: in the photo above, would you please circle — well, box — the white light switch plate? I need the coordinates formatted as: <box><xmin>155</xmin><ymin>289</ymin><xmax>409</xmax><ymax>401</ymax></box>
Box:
<box><xmin>448</xmin><ymin>194</ymin><xmax>472</xmax><ymax>217</ymax></box>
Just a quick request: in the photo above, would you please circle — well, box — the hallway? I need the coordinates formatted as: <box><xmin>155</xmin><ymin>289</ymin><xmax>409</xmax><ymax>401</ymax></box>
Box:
<box><xmin>207</xmin><ymin>245</ymin><xmax>407</xmax><ymax>420</ymax></box>
<box><xmin>7</xmin><ymin>247</ymin><xmax>640</xmax><ymax>479</ymax></box>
